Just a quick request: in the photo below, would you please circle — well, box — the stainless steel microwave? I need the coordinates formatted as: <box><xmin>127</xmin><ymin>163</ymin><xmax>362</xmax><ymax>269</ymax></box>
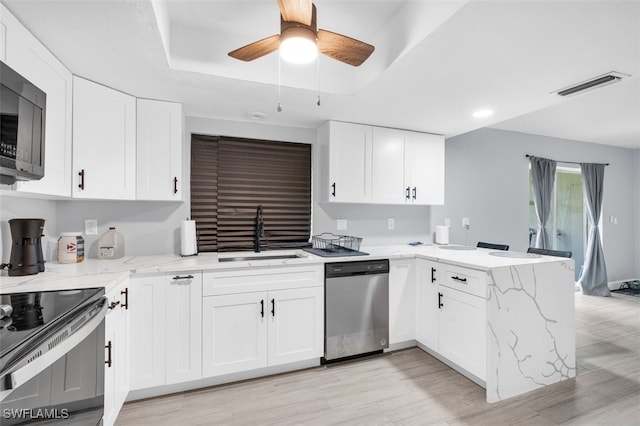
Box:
<box><xmin>0</xmin><ymin>61</ymin><xmax>46</xmax><ymax>185</ymax></box>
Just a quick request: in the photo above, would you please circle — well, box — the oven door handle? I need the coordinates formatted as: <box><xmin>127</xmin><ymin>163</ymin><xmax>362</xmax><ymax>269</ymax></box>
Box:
<box><xmin>0</xmin><ymin>297</ymin><xmax>108</xmax><ymax>401</ymax></box>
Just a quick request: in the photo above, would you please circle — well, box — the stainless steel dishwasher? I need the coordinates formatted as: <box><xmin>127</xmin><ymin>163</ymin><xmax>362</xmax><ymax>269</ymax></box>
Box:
<box><xmin>324</xmin><ymin>259</ymin><xmax>389</xmax><ymax>362</ymax></box>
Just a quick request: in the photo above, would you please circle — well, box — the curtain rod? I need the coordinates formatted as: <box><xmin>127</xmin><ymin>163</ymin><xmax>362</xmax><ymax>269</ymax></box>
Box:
<box><xmin>525</xmin><ymin>154</ymin><xmax>609</xmax><ymax>166</ymax></box>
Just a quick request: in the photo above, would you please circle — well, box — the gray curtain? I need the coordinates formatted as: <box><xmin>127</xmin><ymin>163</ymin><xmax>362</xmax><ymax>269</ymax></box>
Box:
<box><xmin>579</xmin><ymin>163</ymin><xmax>610</xmax><ymax>296</ymax></box>
<box><xmin>529</xmin><ymin>156</ymin><xmax>557</xmax><ymax>249</ymax></box>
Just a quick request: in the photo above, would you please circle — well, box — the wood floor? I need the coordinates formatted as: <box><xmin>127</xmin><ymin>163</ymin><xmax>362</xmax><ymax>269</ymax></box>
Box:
<box><xmin>116</xmin><ymin>293</ymin><xmax>640</xmax><ymax>425</ymax></box>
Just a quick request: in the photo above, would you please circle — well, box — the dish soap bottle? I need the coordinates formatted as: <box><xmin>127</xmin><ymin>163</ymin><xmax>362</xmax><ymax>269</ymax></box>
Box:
<box><xmin>98</xmin><ymin>227</ymin><xmax>125</xmax><ymax>260</ymax></box>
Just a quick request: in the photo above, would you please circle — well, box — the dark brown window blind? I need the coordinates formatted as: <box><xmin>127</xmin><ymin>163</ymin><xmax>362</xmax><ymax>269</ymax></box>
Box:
<box><xmin>190</xmin><ymin>134</ymin><xmax>311</xmax><ymax>252</ymax></box>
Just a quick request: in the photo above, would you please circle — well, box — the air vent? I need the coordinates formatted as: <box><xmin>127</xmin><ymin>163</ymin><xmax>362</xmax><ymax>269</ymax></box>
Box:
<box><xmin>554</xmin><ymin>72</ymin><xmax>629</xmax><ymax>97</ymax></box>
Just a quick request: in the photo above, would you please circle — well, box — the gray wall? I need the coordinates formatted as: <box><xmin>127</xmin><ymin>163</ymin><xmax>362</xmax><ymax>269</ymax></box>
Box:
<box><xmin>431</xmin><ymin>128</ymin><xmax>637</xmax><ymax>282</ymax></box>
<box><xmin>635</xmin><ymin>149</ymin><xmax>640</xmax><ymax>279</ymax></box>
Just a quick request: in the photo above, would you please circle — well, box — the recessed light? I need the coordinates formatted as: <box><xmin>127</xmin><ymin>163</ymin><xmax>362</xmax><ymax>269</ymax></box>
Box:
<box><xmin>246</xmin><ymin>112</ymin><xmax>268</xmax><ymax>120</ymax></box>
<box><xmin>472</xmin><ymin>109</ymin><xmax>493</xmax><ymax>118</ymax></box>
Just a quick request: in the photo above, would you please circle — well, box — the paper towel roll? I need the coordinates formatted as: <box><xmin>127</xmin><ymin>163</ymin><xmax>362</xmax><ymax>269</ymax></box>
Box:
<box><xmin>180</xmin><ymin>219</ymin><xmax>198</xmax><ymax>256</ymax></box>
<box><xmin>435</xmin><ymin>225</ymin><xmax>450</xmax><ymax>245</ymax></box>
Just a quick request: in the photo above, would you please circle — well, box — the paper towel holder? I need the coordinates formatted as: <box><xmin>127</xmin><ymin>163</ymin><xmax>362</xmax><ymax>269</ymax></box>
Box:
<box><xmin>180</xmin><ymin>218</ymin><xmax>199</xmax><ymax>257</ymax></box>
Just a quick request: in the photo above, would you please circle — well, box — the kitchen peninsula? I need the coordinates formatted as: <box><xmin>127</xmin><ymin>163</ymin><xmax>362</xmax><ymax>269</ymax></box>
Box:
<box><xmin>0</xmin><ymin>245</ymin><xmax>575</xmax><ymax>405</ymax></box>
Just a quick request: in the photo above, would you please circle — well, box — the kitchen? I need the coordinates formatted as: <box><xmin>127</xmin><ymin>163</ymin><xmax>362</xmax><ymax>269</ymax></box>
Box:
<box><xmin>1</xmin><ymin>1</ymin><xmax>639</xmax><ymax>425</ymax></box>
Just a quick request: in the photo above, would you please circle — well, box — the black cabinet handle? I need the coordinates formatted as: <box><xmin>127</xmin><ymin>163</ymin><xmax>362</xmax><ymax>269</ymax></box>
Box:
<box><xmin>78</xmin><ymin>169</ymin><xmax>85</xmax><ymax>190</ymax></box>
<box><xmin>120</xmin><ymin>288</ymin><xmax>128</xmax><ymax>310</ymax></box>
<box><xmin>412</xmin><ymin>187</ymin><xmax>417</xmax><ymax>200</ymax></box>
<box><xmin>173</xmin><ymin>275</ymin><xmax>194</xmax><ymax>280</ymax></box>
<box><xmin>271</xmin><ymin>298</ymin><xmax>275</xmax><ymax>317</ymax></box>
<box><xmin>105</xmin><ymin>341</ymin><xmax>112</xmax><ymax>367</ymax></box>
<box><xmin>331</xmin><ymin>182</ymin><xmax>336</xmax><ymax>197</ymax></box>
<box><xmin>405</xmin><ymin>187</ymin><xmax>410</xmax><ymax>200</ymax></box>
<box><xmin>260</xmin><ymin>299</ymin><xmax>264</xmax><ymax>318</ymax></box>
<box><xmin>431</xmin><ymin>267</ymin><xmax>436</xmax><ymax>283</ymax></box>
<box><xmin>452</xmin><ymin>276</ymin><xmax>468</xmax><ymax>283</ymax></box>
<box><xmin>173</xmin><ymin>176</ymin><xmax>178</xmax><ymax>194</ymax></box>
<box><xmin>438</xmin><ymin>292</ymin><xmax>443</xmax><ymax>309</ymax></box>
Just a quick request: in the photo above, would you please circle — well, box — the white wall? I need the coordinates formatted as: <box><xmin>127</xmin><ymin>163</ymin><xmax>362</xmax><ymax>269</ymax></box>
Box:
<box><xmin>0</xmin><ymin>194</ymin><xmax>58</xmax><ymax>263</ymax></box>
<box><xmin>634</xmin><ymin>149</ymin><xmax>640</xmax><ymax>279</ymax></box>
<box><xmin>431</xmin><ymin>128</ymin><xmax>637</xmax><ymax>282</ymax></box>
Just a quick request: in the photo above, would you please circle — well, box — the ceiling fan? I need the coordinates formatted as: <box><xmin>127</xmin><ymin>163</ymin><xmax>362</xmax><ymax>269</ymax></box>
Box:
<box><xmin>228</xmin><ymin>0</ymin><xmax>375</xmax><ymax>67</ymax></box>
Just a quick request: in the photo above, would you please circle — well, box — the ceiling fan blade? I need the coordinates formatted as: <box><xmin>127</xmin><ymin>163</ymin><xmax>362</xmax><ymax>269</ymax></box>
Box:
<box><xmin>317</xmin><ymin>29</ymin><xmax>375</xmax><ymax>67</ymax></box>
<box><xmin>228</xmin><ymin>34</ymin><xmax>281</xmax><ymax>62</ymax></box>
<box><xmin>277</xmin><ymin>0</ymin><xmax>313</xmax><ymax>25</ymax></box>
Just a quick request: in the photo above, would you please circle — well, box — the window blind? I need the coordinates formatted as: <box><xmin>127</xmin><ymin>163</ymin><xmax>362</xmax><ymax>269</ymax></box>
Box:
<box><xmin>190</xmin><ymin>134</ymin><xmax>311</xmax><ymax>252</ymax></box>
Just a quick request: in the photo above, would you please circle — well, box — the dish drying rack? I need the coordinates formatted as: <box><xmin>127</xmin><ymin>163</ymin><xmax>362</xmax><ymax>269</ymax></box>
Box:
<box><xmin>312</xmin><ymin>233</ymin><xmax>363</xmax><ymax>253</ymax></box>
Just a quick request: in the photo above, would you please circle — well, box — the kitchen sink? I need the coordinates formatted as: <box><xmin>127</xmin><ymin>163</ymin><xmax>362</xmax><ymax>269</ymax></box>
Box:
<box><xmin>218</xmin><ymin>254</ymin><xmax>304</xmax><ymax>262</ymax></box>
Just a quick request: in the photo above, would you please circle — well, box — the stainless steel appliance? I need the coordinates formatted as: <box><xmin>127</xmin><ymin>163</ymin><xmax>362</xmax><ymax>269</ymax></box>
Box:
<box><xmin>0</xmin><ymin>61</ymin><xmax>46</xmax><ymax>185</ymax></box>
<box><xmin>1</xmin><ymin>218</ymin><xmax>46</xmax><ymax>276</ymax></box>
<box><xmin>0</xmin><ymin>288</ymin><xmax>108</xmax><ymax>425</ymax></box>
<box><xmin>324</xmin><ymin>259</ymin><xmax>389</xmax><ymax>362</ymax></box>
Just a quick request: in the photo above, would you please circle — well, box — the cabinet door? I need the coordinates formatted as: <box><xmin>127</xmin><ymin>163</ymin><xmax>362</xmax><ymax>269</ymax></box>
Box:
<box><xmin>72</xmin><ymin>76</ymin><xmax>136</xmax><ymax>200</ymax></box>
<box><xmin>389</xmin><ymin>259</ymin><xmax>416</xmax><ymax>344</ymax></box>
<box><xmin>166</xmin><ymin>274</ymin><xmax>202</xmax><ymax>384</ymax></box>
<box><xmin>129</xmin><ymin>276</ymin><xmax>166</xmax><ymax>390</ymax></box>
<box><xmin>136</xmin><ymin>99</ymin><xmax>183</xmax><ymax>201</ymax></box>
<box><xmin>371</xmin><ymin>127</ymin><xmax>406</xmax><ymax>204</ymax></box>
<box><xmin>2</xmin><ymin>4</ymin><xmax>73</xmax><ymax>197</ymax></box>
<box><xmin>438</xmin><ymin>286</ymin><xmax>486</xmax><ymax>380</ymax></box>
<box><xmin>329</xmin><ymin>121</ymin><xmax>372</xmax><ymax>202</ymax></box>
<box><xmin>103</xmin><ymin>294</ymin><xmax>121</xmax><ymax>426</ymax></box>
<box><xmin>405</xmin><ymin>132</ymin><xmax>445</xmax><ymax>205</ymax></box>
<box><xmin>202</xmin><ymin>293</ymin><xmax>268</xmax><ymax>377</ymax></box>
<box><xmin>267</xmin><ymin>287</ymin><xmax>323</xmax><ymax>366</ymax></box>
<box><xmin>416</xmin><ymin>259</ymin><xmax>439</xmax><ymax>351</ymax></box>
<box><xmin>49</xmin><ymin>328</ymin><xmax>98</xmax><ymax>404</ymax></box>
<box><xmin>0</xmin><ymin>368</ymin><xmax>52</xmax><ymax>414</ymax></box>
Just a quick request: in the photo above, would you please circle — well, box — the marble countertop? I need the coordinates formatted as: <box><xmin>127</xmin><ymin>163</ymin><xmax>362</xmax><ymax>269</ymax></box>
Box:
<box><xmin>0</xmin><ymin>244</ymin><xmax>567</xmax><ymax>294</ymax></box>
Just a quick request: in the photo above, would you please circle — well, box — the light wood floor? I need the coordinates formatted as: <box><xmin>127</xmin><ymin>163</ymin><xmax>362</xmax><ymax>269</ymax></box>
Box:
<box><xmin>116</xmin><ymin>293</ymin><xmax>640</xmax><ymax>425</ymax></box>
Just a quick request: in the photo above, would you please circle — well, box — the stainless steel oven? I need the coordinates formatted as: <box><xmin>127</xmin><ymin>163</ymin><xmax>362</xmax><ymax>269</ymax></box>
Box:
<box><xmin>0</xmin><ymin>288</ymin><xmax>107</xmax><ymax>425</ymax></box>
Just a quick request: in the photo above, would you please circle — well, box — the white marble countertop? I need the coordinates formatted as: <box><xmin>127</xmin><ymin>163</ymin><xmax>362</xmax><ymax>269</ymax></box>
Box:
<box><xmin>0</xmin><ymin>244</ymin><xmax>567</xmax><ymax>294</ymax></box>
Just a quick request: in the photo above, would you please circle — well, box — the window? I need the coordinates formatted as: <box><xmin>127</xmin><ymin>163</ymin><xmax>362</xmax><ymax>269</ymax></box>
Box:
<box><xmin>190</xmin><ymin>134</ymin><xmax>311</xmax><ymax>252</ymax></box>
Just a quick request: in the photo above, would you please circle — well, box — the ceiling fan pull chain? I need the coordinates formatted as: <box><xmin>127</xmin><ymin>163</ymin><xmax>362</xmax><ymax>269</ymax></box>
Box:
<box><xmin>316</xmin><ymin>55</ymin><xmax>321</xmax><ymax>106</ymax></box>
<box><xmin>277</xmin><ymin>54</ymin><xmax>283</xmax><ymax>112</ymax></box>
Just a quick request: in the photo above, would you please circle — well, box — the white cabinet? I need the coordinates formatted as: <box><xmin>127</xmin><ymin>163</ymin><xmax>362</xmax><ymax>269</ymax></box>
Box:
<box><xmin>416</xmin><ymin>258</ymin><xmax>440</xmax><ymax>350</ymax></box>
<box><xmin>50</xmin><ymin>328</ymin><xmax>98</xmax><ymax>405</ymax></box>
<box><xmin>103</xmin><ymin>281</ymin><xmax>130</xmax><ymax>426</ymax></box>
<box><xmin>319</xmin><ymin>120</ymin><xmax>444</xmax><ymax>205</ymax></box>
<box><xmin>72</xmin><ymin>76</ymin><xmax>136</xmax><ymax>200</ymax></box>
<box><xmin>404</xmin><ymin>131</ymin><xmax>445</xmax><ymax>205</ymax></box>
<box><xmin>323</xmin><ymin>121</ymin><xmax>372</xmax><ymax>202</ymax></box>
<box><xmin>136</xmin><ymin>99</ymin><xmax>183</xmax><ymax>201</ymax></box>
<box><xmin>389</xmin><ymin>259</ymin><xmax>416</xmax><ymax>344</ymax></box>
<box><xmin>1</xmin><ymin>4</ymin><xmax>73</xmax><ymax>197</ymax></box>
<box><xmin>129</xmin><ymin>273</ymin><xmax>202</xmax><ymax>390</ymax></box>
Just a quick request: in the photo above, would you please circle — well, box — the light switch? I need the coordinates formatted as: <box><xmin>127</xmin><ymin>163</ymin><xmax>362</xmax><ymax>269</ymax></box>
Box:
<box><xmin>462</xmin><ymin>217</ymin><xmax>470</xmax><ymax>229</ymax></box>
<box><xmin>337</xmin><ymin>219</ymin><xmax>347</xmax><ymax>231</ymax></box>
<box><xmin>85</xmin><ymin>219</ymin><xmax>98</xmax><ymax>235</ymax></box>
<box><xmin>444</xmin><ymin>218</ymin><xmax>451</xmax><ymax>227</ymax></box>
<box><xmin>387</xmin><ymin>218</ymin><xmax>395</xmax><ymax>230</ymax></box>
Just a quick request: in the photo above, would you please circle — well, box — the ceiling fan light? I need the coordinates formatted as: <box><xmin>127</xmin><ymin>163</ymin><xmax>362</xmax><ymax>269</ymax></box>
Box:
<box><xmin>280</xmin><ymin>27</ymin><xmax>318</xmax><ymax>64</ymax></box>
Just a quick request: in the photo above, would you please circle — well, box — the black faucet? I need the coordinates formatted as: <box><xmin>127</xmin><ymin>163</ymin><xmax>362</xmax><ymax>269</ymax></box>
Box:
<box><xmin>254</xmin><ymin>205</ymin><xmax>264</xmax><ymax>252</ymax></box>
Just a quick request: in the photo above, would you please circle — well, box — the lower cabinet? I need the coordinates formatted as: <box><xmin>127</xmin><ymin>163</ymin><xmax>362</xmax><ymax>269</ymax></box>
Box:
<box><xmin>103</xmin><ymin>280</ymin><xmax>130</xmax><ymax>426</ymax></box>
<box><xmin>129</xmin><ymin>273</ymin><xmax>202</xmax><ymax>390</ymax></box>
<box><xmin>389</xmin><ymin>259</ymin><xmax>416</xmax><ymax>344</ymax></box>
<box><xmin>202</xmin><ymin>286</ymin><xmax>323</xmax><ymax>377</ymax></box>
<box><xmin>416</xmin><ymin>258</ymin><xmax>440</xmax><ymax>351</ymax></box>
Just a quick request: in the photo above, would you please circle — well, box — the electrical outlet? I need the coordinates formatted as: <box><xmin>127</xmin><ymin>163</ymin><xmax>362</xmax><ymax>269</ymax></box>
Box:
<box><xmin>462</xmin><ymin>217</ymin><xmax>470</xmax><ymax>229</ymax></box>
<box><xmin>85</xmin><ymin>219</ymin><xmax>98</xmax><ymax>235</ymax></box>
<box><xmin>444</xmin><ymin>218</ymin><xmax>451</xmax><ymax>227</ymax></box>
<box><xmin>387</xmin><ymin>218</ymin><xmax>395</xmax><ymax>230</ymax></box>
<box><xmin>337</xmin><ymin>219</ymin><xmax>348</xmax><ymax>231</ymax></box>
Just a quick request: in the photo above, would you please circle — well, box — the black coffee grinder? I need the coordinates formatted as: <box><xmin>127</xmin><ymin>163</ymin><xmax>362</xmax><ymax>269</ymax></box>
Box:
<box><xmin>1</xmin><ymin>218</ymin><xmax>46</xmax><ymax>276</ymax></box>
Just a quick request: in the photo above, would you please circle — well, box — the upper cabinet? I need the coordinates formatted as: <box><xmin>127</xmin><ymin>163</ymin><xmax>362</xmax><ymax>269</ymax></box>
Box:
<box><xmin>72</xmin><ymin>76</ymin><xmax>136</xmax><ymax>200</ymax></box>
<box><xmin>320</xmin><ymin>120</ymin><xmax>444</xmax><ymax>205</ymax></box>
<box><xmin>1</xmin><ymin>3</ymin><xmax>73</xmax><ymax>197</ymax></box>
<box><xmin>136</xmin><ymin>99</ymin><xmax>183</xmax><ymax>201</ymax></box>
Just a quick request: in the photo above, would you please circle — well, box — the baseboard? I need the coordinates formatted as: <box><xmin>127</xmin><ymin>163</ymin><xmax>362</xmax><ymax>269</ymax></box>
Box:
<box><xmin>608</xmin><ymin>278</ymin><xmax>640</xmax><ymax>291</ymax></box>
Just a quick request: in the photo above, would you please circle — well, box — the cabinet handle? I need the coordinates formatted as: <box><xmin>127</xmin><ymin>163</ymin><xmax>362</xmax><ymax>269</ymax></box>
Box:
<box><xmin>260</xmin><ymin>299</ymin><xmax>264</xmax><ymax>318</ymax></box>
<box><xmin>405</xmin><ymin>187</ymin><xmax>411</xmax><ymax>200</ymax></box>
<box><xmin>173</xmin><ymin>176</ymin><xmax>178</xmax><ymax>194</ymax></box>
<box><xmin>173</xmin><ymin>275</ymin><xmax>194</xmax><ymax>280</ymax></box>
<box><xmin>451</xmin><ymin>276</ymin><xmax>468</xmax><ymax>283</ymax></box>
<box><xmin>431</xmin><ymin>267</ymin><xmax>436</xmax><ymax>283</ymax></box>
<box><xmin>438</xmin><ymin>292</ymin><xmax>443</xmax><ymax>309</ymax></box>
<box><xmin>105</xmin><ymin>341</ymin><xmax>113</xmax><ymax>368</ymax></box>
<box><xmin>78</xmin><ymin>169</ymin><xmax>85</xmax><ymax>190</ymax></box>
<box><xmin>120</xmin><ymin>288</ymin><xmax>129</xmax><ymax>310</ymax></box>
<box><xmin>412</xmin><ymin>187</ymin><xmax>417</xmax><ymax>200</ymax></box>
<box><xmin>271</xmin><ymin>298</ymin><xmax>275</xmax><ymax>317</ymax></box>
<box><xmin>331</xmin><ymin>182</ymin><xmax>336</xmax><ymax>197</ymax></box>
<box><xmin>108</xmin><ymin>301</ymin><xmax>120</xmax><ymax>310</ymax></box>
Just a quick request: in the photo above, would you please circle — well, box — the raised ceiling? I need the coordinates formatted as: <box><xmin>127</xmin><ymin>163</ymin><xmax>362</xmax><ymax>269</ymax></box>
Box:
<box><xmin>4</xmin><ymin>0</ymin><xmax>639</xmax><ymax>148</ymax></box>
